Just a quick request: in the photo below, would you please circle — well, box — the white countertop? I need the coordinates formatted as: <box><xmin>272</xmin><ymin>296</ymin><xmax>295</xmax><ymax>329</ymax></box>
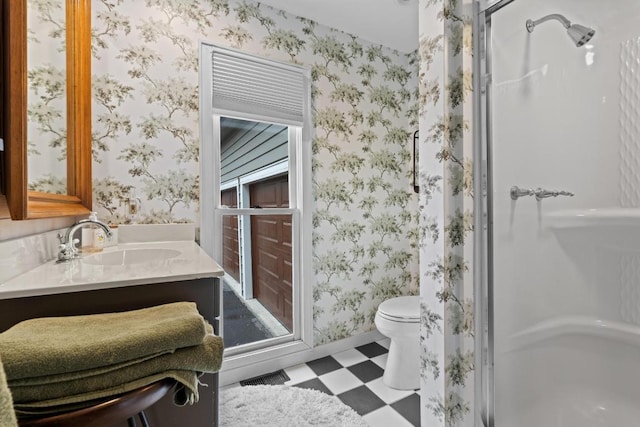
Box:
<box><xmin>0</xmin><ymin>241</ymin><xmax>224</xmax><ymax>300</ymax></box>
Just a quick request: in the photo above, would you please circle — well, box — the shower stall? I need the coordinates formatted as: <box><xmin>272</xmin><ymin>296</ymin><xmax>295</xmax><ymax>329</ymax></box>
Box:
<box><xmin>476</xmin><ymin>0</ymin><xmax>640</xmax><ymax>425</ymax></box>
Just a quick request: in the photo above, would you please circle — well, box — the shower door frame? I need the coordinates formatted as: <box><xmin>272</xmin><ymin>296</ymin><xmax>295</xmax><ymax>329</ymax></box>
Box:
<box><xmin>473</xmin><ymin>1</ymin><xmax>518</xmax><ymax>426</ymax></box>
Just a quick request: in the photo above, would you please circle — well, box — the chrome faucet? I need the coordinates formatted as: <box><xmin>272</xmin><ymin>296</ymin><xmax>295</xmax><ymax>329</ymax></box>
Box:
<box><xmin>57</xmin><ymin>218</ymin><xmax>113</xmax><ymax>263</ymax></box>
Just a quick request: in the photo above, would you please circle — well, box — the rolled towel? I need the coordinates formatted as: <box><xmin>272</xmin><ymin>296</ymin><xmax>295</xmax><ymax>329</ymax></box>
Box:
<box><xmin>0</xmin><ymin>302</ymin><xmax>207</xmax><ymax>380</ymax></box>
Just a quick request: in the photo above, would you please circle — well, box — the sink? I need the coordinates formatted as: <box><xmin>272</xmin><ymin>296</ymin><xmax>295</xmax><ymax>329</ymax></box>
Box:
<box><xmin>81</xmin><ymin>248</ymin><xmax>181</xmax><ymax>266</ymax></box>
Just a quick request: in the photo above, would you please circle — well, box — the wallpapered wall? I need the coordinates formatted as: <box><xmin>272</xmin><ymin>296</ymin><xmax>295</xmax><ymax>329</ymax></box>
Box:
<box><xmin>26</xmin><ymin>1</ymin><xmax>68</xmax><ymax>191</ymax></box>
<box><xmin>27</xmin><ymin>0</ymin><xmax>420</xmax><ymax>345</ymax></box>
<box><xmin>418</xmin><ymin>0</ymin><xmax>475</xmax><ymax>426</ymax></box>
<box><xmin>26</xmin><ymin>0</ymin><xmax>480</xmax><ymax>424</ymax></box>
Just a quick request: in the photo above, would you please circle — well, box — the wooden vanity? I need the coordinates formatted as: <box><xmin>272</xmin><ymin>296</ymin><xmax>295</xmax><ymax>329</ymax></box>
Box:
<box><xmin>0</xmin><ymin>241</ymin><xmax>224</xmax><ymax>427</ymax></box>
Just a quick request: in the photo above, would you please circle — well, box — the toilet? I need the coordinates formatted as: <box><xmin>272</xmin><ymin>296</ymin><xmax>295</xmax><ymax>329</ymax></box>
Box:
<box><xmin>374</xmin><ymin>295</ymin><xmax>420</xmax><ymax>390</ymax></box>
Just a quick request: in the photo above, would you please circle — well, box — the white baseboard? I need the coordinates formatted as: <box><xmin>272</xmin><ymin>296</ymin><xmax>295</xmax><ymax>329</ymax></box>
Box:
<box><xmin>219</xmin><ymin>330</ymin><xmax>385</xmax><ymax>386</ymax></box>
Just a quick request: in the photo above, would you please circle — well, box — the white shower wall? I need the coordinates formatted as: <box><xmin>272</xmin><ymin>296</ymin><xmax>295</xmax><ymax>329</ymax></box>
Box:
<box><xmin>489</xmin><ymin>0</ymin><xmax>640</xmax><ymax>424</ymax></box>
<box><xmin>491</xmin><ymin>0</ymin><xmax>638</xmax><ymax>340</ymax></box>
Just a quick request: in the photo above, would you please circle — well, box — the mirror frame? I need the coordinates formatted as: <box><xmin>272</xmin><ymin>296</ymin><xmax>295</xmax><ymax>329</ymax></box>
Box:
<box><xmin>4</xmin><ymin>0</ymin><xmax>91</xmax><ymax>220</ymax></box>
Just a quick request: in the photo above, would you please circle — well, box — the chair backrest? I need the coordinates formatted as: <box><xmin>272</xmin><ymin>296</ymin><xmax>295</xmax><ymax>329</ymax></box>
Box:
<box><xmin>17</xmin><ymin>379</ymin><xmax>174</xmax><ymax>427</ymax></box>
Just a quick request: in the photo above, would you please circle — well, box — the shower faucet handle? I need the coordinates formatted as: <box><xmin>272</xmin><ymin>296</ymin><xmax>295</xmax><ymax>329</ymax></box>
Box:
<box><xmin>510</xmin><ymin>186</ymin><xmax>535</xmax><ymax>200</ymax></box>
<box><xmin>534</xmin><ymin>188</ymin><xmax>575</xmax><ymax>201</ymax></box>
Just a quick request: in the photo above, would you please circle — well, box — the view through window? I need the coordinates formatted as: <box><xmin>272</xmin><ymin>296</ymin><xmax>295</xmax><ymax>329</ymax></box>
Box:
<box><xmin>218</xmin><ymin>117</ymin><xmax>295</xmax><ymax>349</ymax></box>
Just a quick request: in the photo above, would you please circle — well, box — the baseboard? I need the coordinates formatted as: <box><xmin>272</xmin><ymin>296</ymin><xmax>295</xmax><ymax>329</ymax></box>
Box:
<box><xmin>219</xmin><ymin>330</ymin><xmax>385</xmax><ymax>386</ymax></box>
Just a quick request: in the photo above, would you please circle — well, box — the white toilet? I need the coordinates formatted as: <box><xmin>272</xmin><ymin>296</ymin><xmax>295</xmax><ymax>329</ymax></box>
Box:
<box><xmin>374</xmin><ymin>295</ymin><xmax>420</xmax><ymax>390</ymax></box>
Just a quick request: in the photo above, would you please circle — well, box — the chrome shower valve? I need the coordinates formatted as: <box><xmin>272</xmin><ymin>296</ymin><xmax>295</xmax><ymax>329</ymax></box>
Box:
<box><xmin>534</xmin><ymin>188</ymin><xmax>575</xmax><ymax>201</ymax></box>
<box><xmin>510</xmin><ymin>186</ymin><xmax>535</xmax><ymax>200</ymax></box>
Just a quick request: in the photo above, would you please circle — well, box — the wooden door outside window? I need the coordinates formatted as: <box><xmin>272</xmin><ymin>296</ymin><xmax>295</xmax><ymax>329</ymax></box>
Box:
<box><xmin>249</xmin><ymin>175</ymin><xmax>292</xmax><ymax>331</ymax></box>
<box><xmin>221</xmin><ymin>188</ymin><xmax>240</xmax><ymax>282</ymax></box>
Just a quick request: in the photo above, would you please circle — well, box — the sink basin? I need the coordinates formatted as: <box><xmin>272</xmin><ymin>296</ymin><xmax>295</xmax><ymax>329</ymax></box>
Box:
<box><xmin>81</xmin><ymin>248</ymin><xmax>181</xmax><ymax>266</ymax></box>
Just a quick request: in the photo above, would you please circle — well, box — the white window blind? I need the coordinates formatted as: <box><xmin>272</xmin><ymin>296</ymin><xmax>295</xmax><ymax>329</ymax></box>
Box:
<box><xmin>211</xmin><ymin>48</ymin><xmax>305</xmax><ymax>125</ymax></box>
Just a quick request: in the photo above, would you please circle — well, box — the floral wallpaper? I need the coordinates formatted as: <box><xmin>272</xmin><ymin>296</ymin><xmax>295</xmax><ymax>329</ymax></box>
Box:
<box><xmin>84</xmin><ymin>1</ymin><xmax>419</xmax><ymax>345</ymax></box>
<box><xmin>26</xmin><ymin>0</ymin><xmax>482</xmax><ymax>424</ymax></box>
<box><xmin>26</xmin><ymin>0</ymin><xmax>68</xmax><ymax>193</ymax></box>
<box><xmin>418</xmin><ymin>0</ymin><xmax>475</xmax><ymax>426</ymax></box>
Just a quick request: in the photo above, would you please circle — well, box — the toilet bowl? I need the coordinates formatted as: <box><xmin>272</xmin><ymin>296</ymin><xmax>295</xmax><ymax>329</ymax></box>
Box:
<box><xmin>374</xmin><ymin>295</ymin><xmax>420</xmax><ymax>390</ymax></box>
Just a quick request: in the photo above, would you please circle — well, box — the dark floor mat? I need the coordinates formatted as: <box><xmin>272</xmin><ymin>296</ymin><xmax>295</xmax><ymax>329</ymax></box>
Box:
<box><xmin>240</xmin><ymin>369</ymin><xmax>291</xmax><ymax>386</ymax></box>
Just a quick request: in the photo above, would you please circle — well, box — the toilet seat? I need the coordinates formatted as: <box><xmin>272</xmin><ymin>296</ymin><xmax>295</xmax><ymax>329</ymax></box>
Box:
<box><xmin>377</xmin><ymin>296</ymin><xmax>420</xmax><ymax>323</ymax></box>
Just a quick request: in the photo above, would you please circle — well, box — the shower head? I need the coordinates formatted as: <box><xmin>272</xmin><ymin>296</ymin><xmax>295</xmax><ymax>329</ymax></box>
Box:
<box><xmin>526</xmin><ymin>14</ymin><xmax>595</xmax><ymax>47</ymax></box>
<box><xmin>566</xmin><ymin>24</ymin><xmax>596</xmax><ymax>47</ymax></box>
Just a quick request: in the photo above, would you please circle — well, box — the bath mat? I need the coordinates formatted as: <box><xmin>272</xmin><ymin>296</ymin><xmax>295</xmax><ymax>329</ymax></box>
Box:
<box><xmin>219</xmin><ymin>384</ymin><xmax>368</xmax><ymax>426</ymax></box>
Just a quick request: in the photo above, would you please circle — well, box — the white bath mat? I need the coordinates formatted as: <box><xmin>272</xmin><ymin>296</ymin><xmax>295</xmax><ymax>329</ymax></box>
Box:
<box><xmin>219</xmin><ymin>384</ymin><xmax>368</xmax><ymax>426</ymax></box>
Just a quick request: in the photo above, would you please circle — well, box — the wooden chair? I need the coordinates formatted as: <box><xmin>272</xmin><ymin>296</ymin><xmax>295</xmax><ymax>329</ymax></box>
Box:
<box><xmin>17</xmin><ymin>379</ymin><xmax>175</xmax><ymax>427</ymax></box>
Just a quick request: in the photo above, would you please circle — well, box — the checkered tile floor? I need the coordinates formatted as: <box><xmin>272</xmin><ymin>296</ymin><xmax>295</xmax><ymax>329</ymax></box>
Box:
<box><xmin>234</xmin><ymin>340</ymin><xmax>420</xmax><ymax>426</ymax></box>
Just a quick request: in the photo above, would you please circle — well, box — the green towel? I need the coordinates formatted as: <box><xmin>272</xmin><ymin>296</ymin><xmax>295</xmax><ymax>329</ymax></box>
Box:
<box><xmin>13</xmin><ymin>370</ymin><xmax>197</xmax><ymax>416</ymax></box>
<box><xmin>9</xmin><ymin>333</ymin><xmax>223</xmax><ymax>403</ymax></box>
<box><xmin>9</xmin><ymin>351</ymin><xmax>171</xmax><ymax>386</ymax></box>
<box><xmin>0</xmin><ymin>356</ymin><xmax>17</xmax><ymax>427</ymax></box>
<box><xmin>0</xmin><ymin>302</ymin><xmax>207</xmax><ymax>380</ymax></box>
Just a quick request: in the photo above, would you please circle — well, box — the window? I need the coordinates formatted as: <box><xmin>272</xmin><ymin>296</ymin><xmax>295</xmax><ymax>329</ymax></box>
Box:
<box><xmin>199</xmin><ymin>44</ymin><xmax>312</xmax><ymax>357</ymax></box>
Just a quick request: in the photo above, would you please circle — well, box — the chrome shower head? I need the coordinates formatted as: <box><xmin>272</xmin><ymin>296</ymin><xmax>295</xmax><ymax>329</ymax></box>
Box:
<box><xmin>566</xmin><ymin>24</ymin><xmax>596</xmax><ymax>47</ymax></box>
<box><xmin>526</xmin><ymin>14</ymin><xmax>595</xmax><ymax>47</ymax></box>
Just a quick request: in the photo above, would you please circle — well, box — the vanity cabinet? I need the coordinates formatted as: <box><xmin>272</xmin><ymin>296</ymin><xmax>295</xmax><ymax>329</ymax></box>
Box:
<box><xmin>0</xmin><ymin>277</ymin><xmax>222</xmax><ymax>427</ymax></box>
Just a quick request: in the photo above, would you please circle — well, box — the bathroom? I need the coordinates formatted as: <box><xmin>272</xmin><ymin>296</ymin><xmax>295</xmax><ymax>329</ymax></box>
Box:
<box><xmin>2</xmin><ymin>0</ymin><xmax>638</xmax><ymax>426</ymax></box>
<box><xmin>2</xmin><ymin>0</ymin><xmax>423</xmax><ymax>425</ymax></box>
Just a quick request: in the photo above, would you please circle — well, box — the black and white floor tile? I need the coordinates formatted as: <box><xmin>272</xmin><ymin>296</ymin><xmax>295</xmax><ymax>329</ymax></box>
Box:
<box><xmin>233</xmin><ymin>339</ymin><xmax>420</xmax><ymax>426</ymax></box>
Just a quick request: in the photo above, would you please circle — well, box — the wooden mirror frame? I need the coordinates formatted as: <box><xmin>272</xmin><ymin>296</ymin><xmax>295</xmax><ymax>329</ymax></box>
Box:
<box><xmin>3</xmin><ymin>0</ymin><xmax>91</xmax><ymax>220</ymax></box>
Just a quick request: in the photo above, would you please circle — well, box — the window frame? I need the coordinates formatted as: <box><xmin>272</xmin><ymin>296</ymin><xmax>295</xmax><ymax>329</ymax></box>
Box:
<box><xmin>199</xmin><ymin>42</ymin><xmax>313</xmax><ymax>362</ymax></box>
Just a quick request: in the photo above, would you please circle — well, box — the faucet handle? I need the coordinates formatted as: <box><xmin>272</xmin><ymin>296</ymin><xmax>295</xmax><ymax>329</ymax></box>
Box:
<box><xmin>534</xmin><ymin>188</ymin><xmax>575</xmax><ymax>201</ymax></box>
<box><xmin>57</xmin><ymin>232</ymin><xmax>65</xmax><ymax>244</ymax></box>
